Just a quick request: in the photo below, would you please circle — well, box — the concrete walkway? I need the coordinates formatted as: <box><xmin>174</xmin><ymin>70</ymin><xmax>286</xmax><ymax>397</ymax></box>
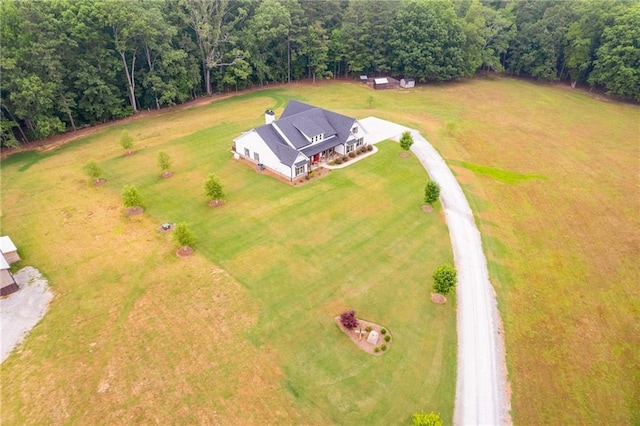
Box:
<box><xmin>360</xmin><ymin>117</ymin><xmax>511</xmax><ymax>425</ymax></box>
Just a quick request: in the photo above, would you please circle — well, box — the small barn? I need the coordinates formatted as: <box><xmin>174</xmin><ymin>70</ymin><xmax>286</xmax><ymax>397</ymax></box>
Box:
<box><xmin>373</xmin><ymin>77</ymin><xmax>400</xmax><ymax>90</ymax></box>
<box><xmin>0</xmin><ymin>236</ymin><xmax>20</xmax><ymax>264</ymax></box>
<box><xmin>359</xmin><ymin>75</ymin><xmax>368</xmax><ymax>83</ymax></box>
<box><xmin>400</xmin><ymin>78</ymin><xmax>415</xmax><ymax>89</ymax></box>
<box><xmin>0</xmin><ymin>254</ymin><xmax>18</xmax><ymax>296</ymax></box>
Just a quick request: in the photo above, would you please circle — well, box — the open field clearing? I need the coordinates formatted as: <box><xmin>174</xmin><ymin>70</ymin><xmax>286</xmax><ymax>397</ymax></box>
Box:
<box><xmin>1</xmin><ymin>78</ymin><xmax>638</xmax><ymax>424</ymax></box>
<box><xmin>0</xmin><ymin>85</ymin><xmax>456</xmax><ymax>424</ymax></box>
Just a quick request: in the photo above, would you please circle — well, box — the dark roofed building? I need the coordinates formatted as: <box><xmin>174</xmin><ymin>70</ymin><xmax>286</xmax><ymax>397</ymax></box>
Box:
<box><xmin>233</xmin><ymin>100</ymin><xmax>366</xmax><ymax>181</ymax></box>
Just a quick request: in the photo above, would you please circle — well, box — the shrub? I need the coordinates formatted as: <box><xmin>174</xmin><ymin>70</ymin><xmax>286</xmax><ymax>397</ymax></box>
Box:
<box><xmin>365</xmin><ymin>326</ymin><xmax>372</xmax><ymax>332</ymax></box>
<box><xmin>309</xmin><ymin>170</ymin><xmax>315</xmax><ymax>178</ymax></box>
<box><xmin>121</xmin><ymin>185</ymin><xmax>143</xmax><ymax>208</ymax></box>
<box><xmin>329</xmin><ymin>160</ymin><xmax>335</xmax><ymax>165</ymax></box>
<box><xmin>412</xmin><ymin>411</ymin><xmax>443</xmax><ymax>426</ymax></box>
<box><xmin>366</xmin><ymin>144</ymin><xmax>373</xmax><ymax>152</ymax></box>
<box><xmin>399</xmin><ymin>130</ymin><xmax>414</xmax><ymax>150</ymax></box>
<box><xmin>385</xmin><ymin>335</ymin><xmax>391</xmax><ymax>342</ymax></box>
<box><xmin>380</xmin><ymin>328</ymin><xmax>387</xmax><ymax>335</ymax></box>
<box><xmin>348</xmin><ymin>151</ymin><xmax>356</xmax><ymax>158</ymax></box>
<box><xmin>339</xmin><ymin>310</ymin><xmax>359</xmax><ymax>329</ymax></box>
<box><xmin>334</xmin><ymin>158</ymin><xmax>343</xmax><ymax>165</ymax></box>
<box><xmin>374</xmin><ymin>347</ymin><xmax>380</xmax><ymax>353</ymax></box>
<box><xmin>381</xmin><ymin>344</ymin><xmax>387</xmax><ymax>351</ymax></box>
<box><xmin>424</xmin><ymin>180</ymin><xmax>441</xmax><ymax>206</ymax></box>
<box><xmin>173</xmin><ymin>222</ymin><xmax>196</xmax><ymax>248</ymax></box>
<box><xmin>433</xmin><ymin>264</ymin><xmax>457</xmax><ymax>295</ymax></box>
<box><xmin>342</xmin><ymin>155</ymin><xmax>348</xmax><ymax>162</ymax></box>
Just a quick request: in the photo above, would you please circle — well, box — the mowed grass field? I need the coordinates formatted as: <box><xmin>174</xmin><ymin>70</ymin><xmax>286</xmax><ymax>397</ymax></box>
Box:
<box><xmin>0</xmin><ymin>85</ymin><xmax>457</xmax><ymax>424</ymax></box>
<box><xmin>1</xmin><ymin>78</ymin><xmax>638</xmax><ymax>424</ymax></box>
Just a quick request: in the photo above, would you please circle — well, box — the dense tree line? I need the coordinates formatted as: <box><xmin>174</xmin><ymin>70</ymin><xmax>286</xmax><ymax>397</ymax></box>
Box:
<box><xmin>1</xmin><ymin>0</ymin><xmax>638</xmax><ymax>146</ymax></box>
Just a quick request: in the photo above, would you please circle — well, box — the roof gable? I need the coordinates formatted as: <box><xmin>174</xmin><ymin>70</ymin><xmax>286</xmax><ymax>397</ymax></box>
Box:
<box><xmin>246</xmin><ymin>100</ymin><xmax>358</xmax><ymax>166</ymax></box>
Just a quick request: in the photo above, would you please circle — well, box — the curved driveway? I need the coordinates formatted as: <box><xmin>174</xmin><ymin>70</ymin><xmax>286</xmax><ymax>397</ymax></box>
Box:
<box><xmin>360</xmin><ymin>117</ymin><xmax>511</xmax><ymax>425</ymax></box>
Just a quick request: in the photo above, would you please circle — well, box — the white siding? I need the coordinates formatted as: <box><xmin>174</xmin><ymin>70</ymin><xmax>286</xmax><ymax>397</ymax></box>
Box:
<box><xmin>234</xmin><ymin>131</ymin><xmax>297</xmax><ymax>180</ymax></box>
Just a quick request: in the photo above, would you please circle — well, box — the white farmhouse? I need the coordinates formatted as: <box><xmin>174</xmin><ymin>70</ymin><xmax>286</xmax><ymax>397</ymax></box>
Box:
<box><xmin>233</xmin><ymin>100</ymin><xmax>366</xmax><ymax>181</ymax></box>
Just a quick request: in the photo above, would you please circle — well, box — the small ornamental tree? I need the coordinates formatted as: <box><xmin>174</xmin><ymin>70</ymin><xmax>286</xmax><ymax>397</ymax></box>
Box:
<box><xmin>424</xmin><ymin>180</ymin><xmax>441</xmax><ymax>206</ymax></box>
<box><xmin>119</xmin><ymin>130</ymin><xmax>134</xmax><ymax>154</ymax></box>
<box><xmin>173</xmin><ymin>223</ymin><xmax>196</xmax><ymax>248</ymax></box>
<box><xmin>412</xmin><ymin>411</ymin><xmax>443</xmax><ymax>426</ymax></box>
<box><xmin>367</xmin><ymin>94</ymin><xmax>375</xmax><ymax>108</ymax></box>
<box><xmin>399</xmin><ymin>131</ymin><xmax>414</xmax><ymax>151</ymax></box>
<box><xmin>84</xmin><ymin>160</ymin><xmax>103</xmax><ymax>183</ymax></box>
<box><xmin>432</xmin><ymin>264</ymin><xmax>457</xmax><ymax>295</ymax></box>
<box><xmin>121</xmin><ymin>185</ymin><xmax>144</xmax><ymax>208</ymax></box>
<box><xmin>339</xmin><ymin>310</ymin><xmax>359</xmax><ymax>329</ymax></box>
<box><xmin>204</xmin><ymin>173</ymin><xmax>225</xmax><ymax>202</ymax></box>
<box><xmin>157</xmin><ymin>151</ymin><xmax>171</xmax><ymax>175</ymax></box>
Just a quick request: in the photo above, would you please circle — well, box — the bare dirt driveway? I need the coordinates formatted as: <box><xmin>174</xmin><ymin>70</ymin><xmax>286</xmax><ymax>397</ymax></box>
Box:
<box><xmin>360</xmin><ymin>117</ymin><xmax>511</xmax><ymax>425</ymax></box>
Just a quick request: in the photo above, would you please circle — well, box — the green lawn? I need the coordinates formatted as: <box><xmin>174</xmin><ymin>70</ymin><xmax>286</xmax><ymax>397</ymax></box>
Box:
<box><xmin>0</xmin><ymin>86</ymin><xmax>456</xmax><ymax>424</ymax></box>
<box><xmin>3</xmin><ymin>78</ymin><xmax>638</xmax><ymax>424</ymax></box>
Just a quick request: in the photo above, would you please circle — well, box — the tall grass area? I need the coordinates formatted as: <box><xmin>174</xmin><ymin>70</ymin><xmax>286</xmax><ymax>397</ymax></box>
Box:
<box><xmin>0</xmin><ymin>87</ymin><xmax>456</xmax><ymax>424</ymax></box>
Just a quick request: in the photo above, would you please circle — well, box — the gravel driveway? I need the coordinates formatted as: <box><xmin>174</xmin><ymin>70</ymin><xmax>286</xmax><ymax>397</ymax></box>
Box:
<box><xmin>360</xmin><ymin>117</ymin><xmax>511</xmax><ymax>425</ymax></box>
<box><xmin>0</xmin><ymin>267</ymin><xmax>53</xmax><ymax>363</ymax></box>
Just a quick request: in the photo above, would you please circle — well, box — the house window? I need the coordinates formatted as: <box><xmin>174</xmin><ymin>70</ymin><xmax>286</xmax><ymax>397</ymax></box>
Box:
<box><xmin>295</xmin><ymin>165</ymin><xmax>305</xmax><ymax>176</ymax></box>
<box><xmin>356</xmin><ymin>137</ymin><xmax>364</xmax><ymax>147</ymax></box>
<box><xmin>352</xmin><ymin>126</ymin><xmax>358</xmax><ymax>134</ymax></box>
<box><xmin>244</xmin><ymin>148</ymin><xmax>250</xmax><ymax>157</ymax></box>
<box><xmin>346</xmin><ymin>144</ymin><xmax>355</xmax><ymax>154</ymax></box>
<box><xmin>254</xmin><ymin>152</ymin><xmax>260</xmax><ymax>162</ymax></box>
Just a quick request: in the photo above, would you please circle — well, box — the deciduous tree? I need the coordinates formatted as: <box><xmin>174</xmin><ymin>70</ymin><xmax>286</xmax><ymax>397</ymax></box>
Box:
<box><xmin>432</xmin><ymin>264</ymin><xmax>457</xmax><ymax>295</ymax></box>
<box><xmin>399</xmin><ymin>131</ymin><xmax>414</xmax><ymax>151</ymax></box>
<box><xmin>157</xmin><ymin>151</ymin><xmax>171</xmax><ymax>175</ymax></box>
<box><xmin>424</xmin><ymin>180</ymin><xmax>441</xmax><ymax>206</ymax></box>
<box><xmin>119</xmin><ymin>130</ymin><xmax>134</xmax><ymax>154</ymax></box>
<box><xmin>174</xmin><ymin>222</ymin><xmax>197</xmax><ymax>248</ymax></box>
<box><xmin>204</xmin><ymin>173</ymin><xmax>225</xmax><ymax>202</ymax></box>
<box><xmin>121</xmin><ymin>184</ymin><xmax>143</xmax><ymax>208</ymax></box>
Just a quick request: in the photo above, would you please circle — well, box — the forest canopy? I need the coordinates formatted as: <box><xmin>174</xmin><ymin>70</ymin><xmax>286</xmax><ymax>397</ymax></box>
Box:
<box><xmin>1</xmin><ymin>0</ymin><xmax>638</xmax><ymax>146</ymax></box>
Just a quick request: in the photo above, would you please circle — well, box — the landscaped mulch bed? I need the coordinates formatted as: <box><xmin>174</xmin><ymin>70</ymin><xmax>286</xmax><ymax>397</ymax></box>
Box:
<box><xmin>125</xmin><ymin>206</ymin><xmax>144</xmax><ymax>216</ymax></box>
<box><xmin>431</xmin><ymin>293</ymin><xmax>447</xmax><ymax>304</ymax></box>
<box><xmin>176</xmin><ymin>246</ymin><xmax>194</xmax><ymax>257</ymax></box>
<box><xmin>161</xmin><ymin>171</ymin><xmax>173</xmax><ymax>178</ymax></box>
<box><xmin>335</xmin><ymin>317</ymin><xmax>392</xmax><ymax>356</ymax></box>
<box><xmin>209</xmin><ymin>200</ymin><xmax>226</xmax><ymax>208</ymax></box>
<box><xmin>93</xmin><ymin>179</ymin><xmax>107</xmax><ymax>186</ymax></box>
<box><xmin>422</xmin><ymin>205</ymin><xmax>434</xmax><ymax>213</ymax></box>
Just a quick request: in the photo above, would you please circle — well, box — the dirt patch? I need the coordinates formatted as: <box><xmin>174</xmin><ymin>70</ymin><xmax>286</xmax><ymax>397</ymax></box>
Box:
<box><xmin>176</xmin><ymin>246</ymin><xmax>194</xmax><ymax>257</ymax></box>
<box><xmin>422</xmin><ymin>205</ymin><xmax>434</xmax><ymax>213</ymax></box>
<box><xmin>122</xmin><ymin>151</ymin><xmax>136</xmax><ymax>157</ymax></box>
<box><xmin>93</xmin><ymin>179</ymin><xmax>107</xmax><ymax>186</ymax></box>
<box><xmin>208</xmin><ymin>200</ymin><xmax>226</xmax><ymax>208</ymax></box>
<box><xmin>161</xmin><ymin>171</ymin><xmax>173</xmax><ymax>179</ymax></box>
<box><xmin>400</xmin><ymin>151</ymin><xmax>411</xmax><ymax>158</ymax></box>
<box><xmin>431</xmin><ymin>293</ymin><xmax>447</xmax><ymax>304</ymax></box>
<box><xmin>125</xmin><ymin>206</ymin><xmax>144</xmax><ymax>216</ymax></box>
<box><xmin>334</xmin><ymin>317</ymin><xmax>392</xmax><ymax>356</ymax></box>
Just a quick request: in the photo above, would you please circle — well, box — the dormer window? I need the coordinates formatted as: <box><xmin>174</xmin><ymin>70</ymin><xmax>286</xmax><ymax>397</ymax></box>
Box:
<box><xmin>352</xmin><ymin>126</ymin><xmax>358</xmax><ymax>134</ymax></box>
<box><xmin>312</xmin><ymin>133</ymin><xmax>324</xmax><ymax>143</ymax></box>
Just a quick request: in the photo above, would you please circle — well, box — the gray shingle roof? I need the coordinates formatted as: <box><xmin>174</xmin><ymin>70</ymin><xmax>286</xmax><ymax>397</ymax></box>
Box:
<box><xmin>255</xmin><ymin>100</ymin><xmax>357</xmax><ymax>166</ymax></box>
<box><xmin>255</xmin><ymin>125</ymin><xmax>300</xmax><ymax>166</ymax></box>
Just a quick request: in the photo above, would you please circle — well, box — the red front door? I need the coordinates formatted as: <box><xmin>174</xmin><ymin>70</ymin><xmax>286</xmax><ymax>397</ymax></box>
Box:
<box><xmin>313</xmin><ymin>154</ymin><xmax>319</xmax><ymax>163</ymax></box>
